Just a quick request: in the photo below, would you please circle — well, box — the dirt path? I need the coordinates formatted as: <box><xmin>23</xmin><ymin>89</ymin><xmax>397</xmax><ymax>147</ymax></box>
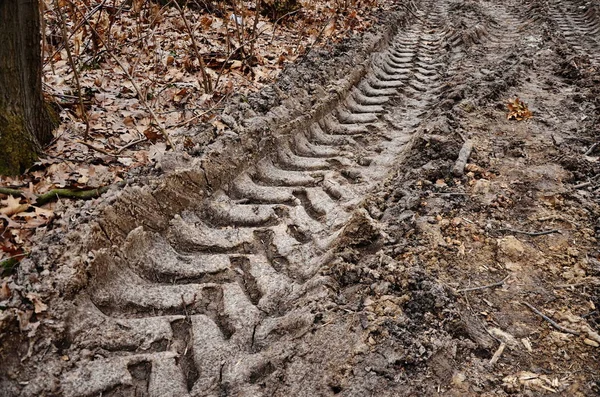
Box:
<box><xmin>1</xmin><ymin>0</ymin><xmax>599</xmax><ymax>396</ymax></box>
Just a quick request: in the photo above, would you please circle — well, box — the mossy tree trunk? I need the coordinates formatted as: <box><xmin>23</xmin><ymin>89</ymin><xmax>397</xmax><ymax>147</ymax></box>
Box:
<box><xmin>0</xmin><ymin>0</ymin><xmax>57</xmax><ymax>176</ymax></box>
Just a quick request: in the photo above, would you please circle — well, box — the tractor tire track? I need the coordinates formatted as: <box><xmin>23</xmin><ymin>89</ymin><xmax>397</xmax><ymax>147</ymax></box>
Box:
<box><xmin>59</xmin><ymin>2</ymin><xmax>497</xmax><ymax>396</ymax></box>
<box><xmin>547</xmin><ymin>0</ymin><xmax>600</xmax><ymax>63</ymax></box>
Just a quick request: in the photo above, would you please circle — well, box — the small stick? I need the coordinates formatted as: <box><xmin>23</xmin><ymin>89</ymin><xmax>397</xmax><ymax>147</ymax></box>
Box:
<box><xmin>75</xmin><ymin>140</ymin><xmax>115</xmax><ymax>156</ymax></box>
<box><xmin>522</xmin><ymin>302</ymin><xmax>580</xmax><ymax>336</ymax></box>
<box><xmin>456</xmin><ymin>276</ymin><xmax>509</xmax><ymax>293</ymax></box>
<box><xmin>584</xmin><ymin>142</ymin><xmax>599</xmax><ymax>156</ymax></box>
<box><xmin>300</xmin><ymin>14</ymin><xmax>336</xmax><ymax>62</ymax></box>
<box><xmin>167</xmin><ymin>95</ymin><xmax>227</xmax><ymax>129</ymax></box>
<box><xmin>573</xmin><ymin>181</ymin><xmax>592</xmax><ymax>189</ymax></box>
<box><xmin>172</xmin><ymin>1</ymin><xmax>212</xmax><ymax>93</ymax></box>
<box><xmin>498</xmin><ymin>228</ymin><xmax>560</xmax><ymax>236</ymax></box>
<box><xmin>55</xmin><ymin>0</ymin><xmax>90</xmax><ymax>138</ymax></box>
<box><xmin>116</xmin><ymin>137</ymin><xmax>147</xmax><ymax>154</ymax></box>
<box><xmin>67</xmin><ymin>4</ymin><xmax>174</xmax><ymax>148</ymax></box>
<box><xmin>489</xmin><ymin>342</ymin><xmax>506</xmax><ymax>365</ymax></box>
<box><xmin>452</xmin><ymin>140</ymin><xmax>473</xmax><ymax>176</ymax></box>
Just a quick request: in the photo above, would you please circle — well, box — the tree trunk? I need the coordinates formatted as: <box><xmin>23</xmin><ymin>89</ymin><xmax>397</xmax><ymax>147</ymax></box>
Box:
<box><xmin>0</xmin><ymin>0</ymin><xmax>57</xmax><ymax>176</ymax></box>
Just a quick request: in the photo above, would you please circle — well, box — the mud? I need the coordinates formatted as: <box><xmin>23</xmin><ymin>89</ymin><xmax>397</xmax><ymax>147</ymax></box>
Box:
<box><xmin>2</xmin><ymin>0</ymin><xmax>600</xmax><ymax>396</ymax></box>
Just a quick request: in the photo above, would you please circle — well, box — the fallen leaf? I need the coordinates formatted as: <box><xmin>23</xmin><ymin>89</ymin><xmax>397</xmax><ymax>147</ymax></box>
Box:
<box><xmin>0</xmin><ymin>195</ymin><xmax>29</xmax><ymax>216</ymax></box>
<box><xmin>507</xmin><ymin>97</ymin><xmax>533</xmax><ymax>121</ymax></box>
<box><xmin>0</xmin><ymin>282</ymin><xmax>11</xmax><ymax>300</ymax></box>
<box><xmin>26</xmin><ymin>293</ymin><xmax>48</xmax><ymax>313</ymax></box>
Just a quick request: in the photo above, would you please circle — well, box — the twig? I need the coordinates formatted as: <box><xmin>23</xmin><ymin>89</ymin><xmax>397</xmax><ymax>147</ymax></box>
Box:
<box><xmin>573</xmin><ymin>181</ymin><xmax>592</xmax><ymax>189</ymax></box>
<box><xmin>74</xmin><ymin>12</ymin><xmax>174</xmax><ymax>148</ymax></box>
<box><xmin>456</xmin><ymin>276</ymin><xmax>509</xmax><ymax>293</ymax></box>
<box><xmin>0</xmin><ymin>182</ymin><xmax>126</xmax><ymax>206</ymax></box>
<box><xmin>43</xmin><ymin>1</ymin><xmax>106</xmax><ymax>66</ymax></box>
<box><xmin>116</xmin><ymin>137</ymin><xmax>147</xmax><ymax>154</ymax></box>
<box><xmin>270</xmin><ymin>9</ymin><xmax>301</xmax><ymax>44</ymax></box>
<box><xmin>167</xmin><ymin>95</ymin><xmax>227</xmax><ymax>129</ymax></box>
<box><xmin>584</xmin><ymin>142</ymin><xmax>599</xmax><ymax>156</ymax></box>
<box><xmin>0</xmin><ymin>187</ymin><xmax>26</xmax><ymax>197</ymax></box>
<box><xmin>55</xmin><ymin>0</ymin><xmax>90</xmax><ymax>138</ymax></box>
<box><xmin>300</xmin><ymin>14</ymin><xmax>336</xmax><ymax>62</ymax></box>
<box><xmin>498</xmin><ymin>228</ymin><xmax>561</xmax><ymax>236</ymax></box>
<box><xmin>172</xmin><ymin>0</ymin><xmax>212</xmax><ymax>93</ymax></box>
<box><xmin>247</xmin><ymin>0</ymin><xmax>262</xmax><ymax>62</ymax></box>
<box><xmin>522</xmin><ymin>302</ymin><xmax>581</xmax><ymax>336</ymax></box>
<box><xmin>75</xmin><ymin>140</ymin><xmax>116</xmax><ymax>156</ymax></box>
<box><xmin>401</xmin><ymin>2</ymin><xmax>426</xmax><ymax>24</ymax></box>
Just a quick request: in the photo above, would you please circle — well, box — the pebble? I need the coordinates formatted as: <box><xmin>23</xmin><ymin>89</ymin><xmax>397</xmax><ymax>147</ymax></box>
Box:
<box><xmin>583</xmin><ymin>338</ymin><xmax>599</xmax><ymax>347</ymax></box>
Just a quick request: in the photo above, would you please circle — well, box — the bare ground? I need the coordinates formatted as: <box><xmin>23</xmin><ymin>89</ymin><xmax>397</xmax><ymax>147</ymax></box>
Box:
<box><xmin>1</xmin><ymin>0</ymin><xmax>600</xmax><ymax>396</ymax></box>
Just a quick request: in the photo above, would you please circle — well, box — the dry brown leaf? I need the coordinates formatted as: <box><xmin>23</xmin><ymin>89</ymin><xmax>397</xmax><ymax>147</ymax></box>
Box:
<box><xmin>26</xmin><ymin>293</ymin><xmax>48</xmax><ymax>313</ymax></box>
<box><xmin>0</xmin><ymin>195</ymin><xmax>29</xmax><ymax>216</ymax></box>
<box><xmin>0</xmin><ymin>282</ymin><xmax>11</xmax><ymax>300</ymax></box>
<box><xmin>507</xmin><ymin>97</ymin><xmax>533</xmax><ymax>121</ymax></box>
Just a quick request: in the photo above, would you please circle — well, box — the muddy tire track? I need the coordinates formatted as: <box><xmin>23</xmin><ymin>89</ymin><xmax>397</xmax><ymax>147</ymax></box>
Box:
<box><xmin>546</xmin><ymin>0</ymin><xmax>600</xmax><ymax>63</ymax></box>
<box><xmin>57</xmin><ymin>3</ymin><xmax>498</xmax><ymax>397</ymax></box>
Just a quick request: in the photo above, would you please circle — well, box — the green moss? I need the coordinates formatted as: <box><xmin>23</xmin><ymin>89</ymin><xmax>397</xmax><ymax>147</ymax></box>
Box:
<box><xmin>0</xmin><ymin>111</ymin><xmax>39</xmax><ymax>175</ymax></box>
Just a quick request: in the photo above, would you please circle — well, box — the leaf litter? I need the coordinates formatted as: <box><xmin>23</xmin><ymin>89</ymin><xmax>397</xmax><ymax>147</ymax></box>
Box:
<box><xmin>1</xmin><ymin>0</ymin><xmax>390</xmax><ymax>330</ymax></box>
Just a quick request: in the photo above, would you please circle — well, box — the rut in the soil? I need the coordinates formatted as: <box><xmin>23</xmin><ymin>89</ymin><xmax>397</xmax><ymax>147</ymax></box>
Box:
<box><xmin>58</xmin><ymin>2</ymin><xmax>495</xmax><ymax>397</ymax></box>
<box><xmin>537</xmin><ymin>0</ymin><xmax>600</xmax><ymax>63</ymax></box>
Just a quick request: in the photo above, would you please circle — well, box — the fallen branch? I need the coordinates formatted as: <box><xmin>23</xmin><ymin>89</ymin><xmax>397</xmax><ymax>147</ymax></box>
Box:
<box><xmin>456</xmin><ymin>275</ymin><xmax>509</xmax><ymax>293</ymax></box>
<box><xmin>75</xmin><ymin>140</ymin><xmax>116</xmax><ymax>156</ymax></box>
<box><xmin>56</xmin><ymin>0</ymin><xmax>90</xmax><ymax>137</ymax></box>
<box><xmin>117</xmin><ymin>137</ymin><xmax>147</xmax><ymax>154</ymax></box>
<box><xmin>584</xmin><ymin>142</ymin><xmax>599</xmax><ymax>156</ymax></box>
<box><xmin>0</xmin><ymin>182</ymin><xmax>126</xmax><ymax>205</ymax></box>
<box><xmin>172</xmin><ymin>0</ymin><xmax>212</xmax><ymax>93</ymax></box>
<box><xmin>452</xmin><ymin>140</ymin><xmax>474</xmax><ymax>176</ymax></box>
<box><xmin>498</xmin><ymin>228</ymin><xmax>560</xmax><ymax>237</ymax></box>
<box><xmin>0</xmin><ymin>187</ymin><xmax>26</xmax><ymax>197</ymax></box>
<box><xmin>522</xmin><ymin>302</ymin><xmax>581</xmax><ymax>336</ymax></box>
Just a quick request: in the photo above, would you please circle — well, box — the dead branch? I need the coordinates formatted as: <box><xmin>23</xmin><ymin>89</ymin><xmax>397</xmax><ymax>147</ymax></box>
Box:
<box><xmin>456</xmin><ymin>275</ymin><xmax>509</xmax><ymax>293</ymax></box>
<box><xmin>452</xmin><ymin>140</ymin><xmax>473</xmax><ymax>176</ymax></box>
<box><xmin>0</xmin><ymin>182</ymin><xmax>126</xmax><ymax>206</ymax></box>
<box><xmin>584</xmin><ymin>142</ymin><xmax>599</xmax><ymax>156</ymax></box>
<box><xmin>172</xmin><ymin>0</ymin><xmax>212</xmax><ymax>93</ymax></box>
<box><xmin>522</xmin><ymin>302</ymin><xmax>581</xmax><ymax>336</ymax></box>
<box><xmin>75</xmin><ymin>140</ymin><xmax>116</xmax><ymax>156</ymax></box>
<box><xmin>0</xmin><ymin>188</ymin><xmax>26</xmax><ymax>197</ymax></box>
<box><xmin>56</xmin><ymin>0</ymin><xmax>90</xmax><ymax>137</ymax></box>
<box><xmin>498</xmin><ymin>228</ymin><xmax>560</xmax><ymax>236</ymax></box>
<box><xmin>300</xmin><ymin>14</ymin><xmax>336</xmax><ymax>61</ymax></box>
<box><xmin>117</xmin><ymin>137</ymin><xmax>147</xmax><ymax>154</ymax></box>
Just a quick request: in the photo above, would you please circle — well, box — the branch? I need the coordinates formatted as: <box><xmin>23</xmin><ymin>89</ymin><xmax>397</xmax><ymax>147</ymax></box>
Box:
<box><xmin>0</xmin><ymin>182</ymin><xmax>126</xmax><ymax>205</ymax></box>
<box><xmin>498</xmin><ymin>228</ymin><xmax>561</xmax><ymax>237</ymax></box>
<box><xmin>456</xmin><ymin>276</ymin><xmax>509</xmax><ymax>293</ymax></box>
<box><xmin>522</xmin><ymin>302</ymin><xmax>581</xmax><ymax>336</ymax></box>
<box><xmin>172</xmin><ymin>0</ymin><xmax>212</xmax><ymax>93</ymax></box>
<box><xmin>55</xmin><ymin>0</ymin><xmax>90</xmax><ymax>137</ymax></box>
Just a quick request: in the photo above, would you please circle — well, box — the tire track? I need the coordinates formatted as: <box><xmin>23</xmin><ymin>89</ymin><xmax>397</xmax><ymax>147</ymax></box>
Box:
<box><xmin>547</xmin><ymin>0</ymin><xmax>600</xmax><ymax>63</ymax></box>
<box><xmin>60</xmin><ymin>3</ymin><xmax>493</xmax><ymax>396</ymax></box>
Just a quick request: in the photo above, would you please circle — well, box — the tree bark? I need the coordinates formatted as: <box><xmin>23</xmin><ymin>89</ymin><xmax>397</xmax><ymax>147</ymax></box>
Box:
<box><xmin>0</xmin><ymin>0</ymin><xmax>57</xmax><ymax>176</ymax></box>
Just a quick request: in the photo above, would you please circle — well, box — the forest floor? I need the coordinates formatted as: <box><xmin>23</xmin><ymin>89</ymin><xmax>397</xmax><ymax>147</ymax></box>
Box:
<box><xmin>1</xmin><ymin>0</ymin><xmax>600</xmax><ymax>396</ymax></box>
